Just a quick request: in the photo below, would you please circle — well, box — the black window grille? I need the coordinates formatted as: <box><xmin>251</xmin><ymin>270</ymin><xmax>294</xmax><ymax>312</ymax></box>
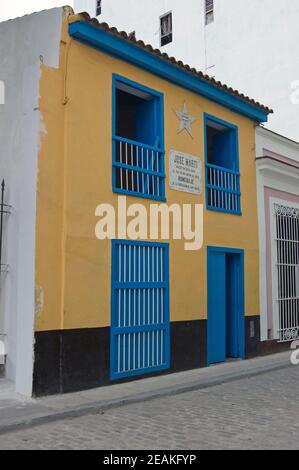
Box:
<box><xmin>160</xmin><ymin>12</ymin><xmax>172</xmax><ymax>47</ymax></box>
<box><xmin>205</xmin><ymin>0</ymin><xmax>214</xmax><ymax>24</ymax></box>
<box><xmin>96</xmin><ymin>0</ymin><xmax>102</xmax><ymax>16</ymax></box>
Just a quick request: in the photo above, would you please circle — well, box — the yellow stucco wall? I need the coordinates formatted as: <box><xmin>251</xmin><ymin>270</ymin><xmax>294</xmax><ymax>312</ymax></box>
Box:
<box><xmin>35</xmin><ymin>14</ymin><xmax>260</xmax><ymax>332</ymax></box>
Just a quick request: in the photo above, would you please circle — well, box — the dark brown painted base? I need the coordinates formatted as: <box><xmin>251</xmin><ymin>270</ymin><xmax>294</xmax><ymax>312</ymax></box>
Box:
<box><xmin>33</xmin><ymin>320</ymin><xmax>207</xmax><ymax>397</ymax></box>
<box><xmin>33</xmin><ymin>316</ymin><xmax>284</xmax><ymax>397</ymax></box>
<box><xmin>260</xmin><ymin>340</ymin><xmax>291</xmax><ymax>356</ymax></box>
<box><xmin>245</xmin><ymin>315</ymin><xmax>292</xmax><ymax>357</ymax></box>
<box><xmin>245</xmin><ymin>316</ymin><xmax>261</xmax><ymax>359</ymax></box>
<box><xmin>171</xmin><ymin>320</ymin><xmax>207</xmax><ymax>371</ymax></box>
<box><xmin>33</xmin><ymin>328</ymin><xmax>110</xmax><ymax>396</ymax></box>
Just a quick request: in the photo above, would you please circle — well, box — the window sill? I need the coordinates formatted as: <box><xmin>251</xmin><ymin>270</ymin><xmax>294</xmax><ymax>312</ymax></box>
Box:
<box><xmin>206</xmin><ymin>205</ymin><xmax>242</xmax><ymax>216</ymax></box>
<box><xmin>113</xmin><ymin>187</ymin><xmax>167</xmax><ymax>203</ymax></box>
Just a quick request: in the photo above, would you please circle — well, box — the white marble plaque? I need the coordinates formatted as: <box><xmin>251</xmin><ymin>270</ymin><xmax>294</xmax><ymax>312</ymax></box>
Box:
<box><xmin>169</xmin><ymin>150</ymin><xmax>202</xmax><ymax>195</ymax></box>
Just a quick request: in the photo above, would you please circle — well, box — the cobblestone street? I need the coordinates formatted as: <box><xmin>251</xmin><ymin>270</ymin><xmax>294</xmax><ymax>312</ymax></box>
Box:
<box><xmin>0</xmin><ymin>366</ymin><xmax>298</xmax><ymax>450</ymax></box>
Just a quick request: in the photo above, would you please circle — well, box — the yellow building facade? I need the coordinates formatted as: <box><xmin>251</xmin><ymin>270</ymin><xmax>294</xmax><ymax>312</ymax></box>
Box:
<box><xmin>33</xmin><ymin>10</ymin><xmax>271</xmax><ymax>395</ymax></box>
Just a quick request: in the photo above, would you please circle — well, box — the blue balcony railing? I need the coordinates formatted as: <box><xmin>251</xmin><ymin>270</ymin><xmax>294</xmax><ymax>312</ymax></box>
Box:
<box><xmin>112</xmin><ymin>136</ymin><xmax>165</xmax><ymax>201</ymax></box>
<box><xmin>206</xmin><ymin>163</ymin><xmax>241</xmax><ymax>214</ymax></box>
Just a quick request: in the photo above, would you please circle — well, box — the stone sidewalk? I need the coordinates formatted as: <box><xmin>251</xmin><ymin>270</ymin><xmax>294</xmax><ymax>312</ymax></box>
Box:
<box><xmin>0</xmin><ymin>351</ymin><xmax>292</xmax><ymax>435</ymax></box>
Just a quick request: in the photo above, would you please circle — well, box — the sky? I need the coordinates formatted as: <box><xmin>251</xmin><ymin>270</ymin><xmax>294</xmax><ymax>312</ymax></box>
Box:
<box><xmin>0</xmin><ymin>1</ymin><xmax>74</xmax><ymax>22</ymax></box>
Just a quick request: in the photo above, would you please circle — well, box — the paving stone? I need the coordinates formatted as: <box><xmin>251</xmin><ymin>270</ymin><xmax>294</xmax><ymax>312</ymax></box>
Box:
<box><xmin>0</xmin><ymin>366</ymin><xmax>298</xmax><ymax>450</ymax></box>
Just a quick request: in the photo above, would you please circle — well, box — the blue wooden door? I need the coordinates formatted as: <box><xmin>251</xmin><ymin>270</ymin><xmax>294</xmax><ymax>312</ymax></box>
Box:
<box><xmin>207</xmin><ymin>250</ymin><xmax>226</xmax><ymax>364</ymax></box>
<box><xmin>110</xmin><ymin>240</ymin><xmax>170</xmax><ymax>380</ymax></box>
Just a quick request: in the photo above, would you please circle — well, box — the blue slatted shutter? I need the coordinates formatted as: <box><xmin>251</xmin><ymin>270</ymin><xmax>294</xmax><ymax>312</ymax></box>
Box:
<box><xmin>111</xmin><ymin>240</ymin><xmax>170</xmax><ymax>380</ymax></box>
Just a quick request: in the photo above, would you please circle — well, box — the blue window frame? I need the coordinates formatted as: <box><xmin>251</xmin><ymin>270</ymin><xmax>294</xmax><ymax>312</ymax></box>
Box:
<box><xmin>110</xmin><ymin>240</ymin><xmax>170</xmax><ymax>380</ymax></box>
<box><xmin>204</xmin><ymin>113</ymin><xmax>241</xmax><ymax>215</ymax></box>
<box><xmin>112</xmin><ymin>75</ymin><xmax>165</xmax><ymax>201</ymax></box>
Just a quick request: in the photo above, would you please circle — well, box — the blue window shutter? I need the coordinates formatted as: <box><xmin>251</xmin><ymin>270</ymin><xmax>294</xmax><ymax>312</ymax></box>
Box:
<box><xmin>112</xmin><ymin>74</ymin><xmax>165</xmax><ymax>201</ymax></box>
<box><xmin>204</xmin><ymin>113</ymin><xmax>241</xmax><ymax>215</ymax></box>
<box><xmin>110</xmin><ymin>240</ymin><xmax>170</xmax><ymax>380</ymax></box>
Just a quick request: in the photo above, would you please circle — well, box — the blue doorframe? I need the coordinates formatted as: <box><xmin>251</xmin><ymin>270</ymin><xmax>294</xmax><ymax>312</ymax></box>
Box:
<box><xmin>207</xmin><ymin>246</ymin><xmax>245</xmax><ymax>365</ymax></box>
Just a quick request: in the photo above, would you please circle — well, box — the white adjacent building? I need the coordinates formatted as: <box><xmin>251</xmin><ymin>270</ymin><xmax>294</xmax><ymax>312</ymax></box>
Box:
<box><xmin>73</xmin><ymin>0</ymin><xmax>299</xmax><ymax>143</ymax></box>
<box><xmin>0</xmin><ymin>7</ymin><xmax>64</xmax><ymax>395</ymax></box>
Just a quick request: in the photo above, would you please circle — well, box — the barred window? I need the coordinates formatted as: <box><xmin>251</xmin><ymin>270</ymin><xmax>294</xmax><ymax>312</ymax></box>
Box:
<box><xmin>274</xmin><ymin>204</ymin><xmax>299</xmax><ymax>342</ymax></box>
<box><xmin>96</xmin><ymin>0</ymin><xmax>102</xmax><ymax>16</ymax></box>
<box><xmin>205</xmin><ymin>115</ymin><xmax>241</xmax><ymax>214</ymax></box>
<box><xmin>160</xmin><ymin>12</ymin><xmax>172</xmax><ymax>47</ymax></box>
<box><xmin>205</xmin><ymin>0</ymin><xmax>214</xmax><ymax>25</ymax></box>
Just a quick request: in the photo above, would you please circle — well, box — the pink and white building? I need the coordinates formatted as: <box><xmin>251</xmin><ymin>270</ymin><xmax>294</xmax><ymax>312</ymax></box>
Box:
<box><xmin>256</xmin><ymin>127</ymin><xmax>299</xmax><ymax>350</ymax></box>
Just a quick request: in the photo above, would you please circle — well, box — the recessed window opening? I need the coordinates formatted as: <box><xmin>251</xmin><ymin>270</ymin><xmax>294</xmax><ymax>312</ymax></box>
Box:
<box><xmin>205</xmin><ymin>115</ymin><xmax>240</xmax><ymax>214</ymax></box>
<box><xmin>96</xmin><ymin>0</ymin><xmax>102</xmax><ymax>16</ymax></box>
<box><xmin>205</xmin><ymin>0</ymin><xmax>214</xmax><ymax>25</ymax></box>
<box><xmin>206</xmin><ymin>119</ymin><xmax>238</xmax><ymax>171</ymax></box>
<box><xmin>113</xmin><ymin>77</ymin><xmax>165</xmax><ymax>200</ymax></box>
<box><xmin>115</xmin><ymin>82</ymin><xmax>160</xmax><ymax>147</ymax></box>
<box><xmin>160</xmin><ymin>12</ymin><xmax>172</xmax><ymax>47</ymax></box>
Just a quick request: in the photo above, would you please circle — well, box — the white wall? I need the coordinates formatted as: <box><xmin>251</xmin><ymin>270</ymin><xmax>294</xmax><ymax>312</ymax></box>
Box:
<box><xmin>0</xmin><ymin>8</ymin><xmax>62</xmax><ymax>396</ymax></box>
<box><xmin>74</xmin><ymin>0</ymin><xmax>206</xmax><ymax>69</ymax></box>
<box><xmin>73</xmin><ymin>0</ymin><xmax>95</xmax><ymax>16</ymax></box>
<box><xmin>0</xmin><ymin>1</ymin><xmax>68</xmax><ymax>22</ymax></box>
<box><xmin>89</xmin><ymin>0</ymin><xmax>299</xmax><ymax>142</ymax></box>
<box><xmin>206</xmin><ymin>0</ymin><xmax>299</xmax><ymax>142</ymax></box>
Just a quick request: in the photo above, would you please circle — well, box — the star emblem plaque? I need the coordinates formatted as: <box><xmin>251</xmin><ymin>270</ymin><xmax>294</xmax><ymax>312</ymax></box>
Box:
<box><xmin>174</xmin><ymin>102</ymin><xmax>196</xmax><ymax>137</ymax></box>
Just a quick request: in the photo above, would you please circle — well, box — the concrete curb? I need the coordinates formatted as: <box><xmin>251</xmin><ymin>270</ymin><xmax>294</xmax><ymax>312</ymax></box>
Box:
<box><xmin>0</xmin><ymin>358</ymin><xmax>292</xmax><ymax>436</ymax></box>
